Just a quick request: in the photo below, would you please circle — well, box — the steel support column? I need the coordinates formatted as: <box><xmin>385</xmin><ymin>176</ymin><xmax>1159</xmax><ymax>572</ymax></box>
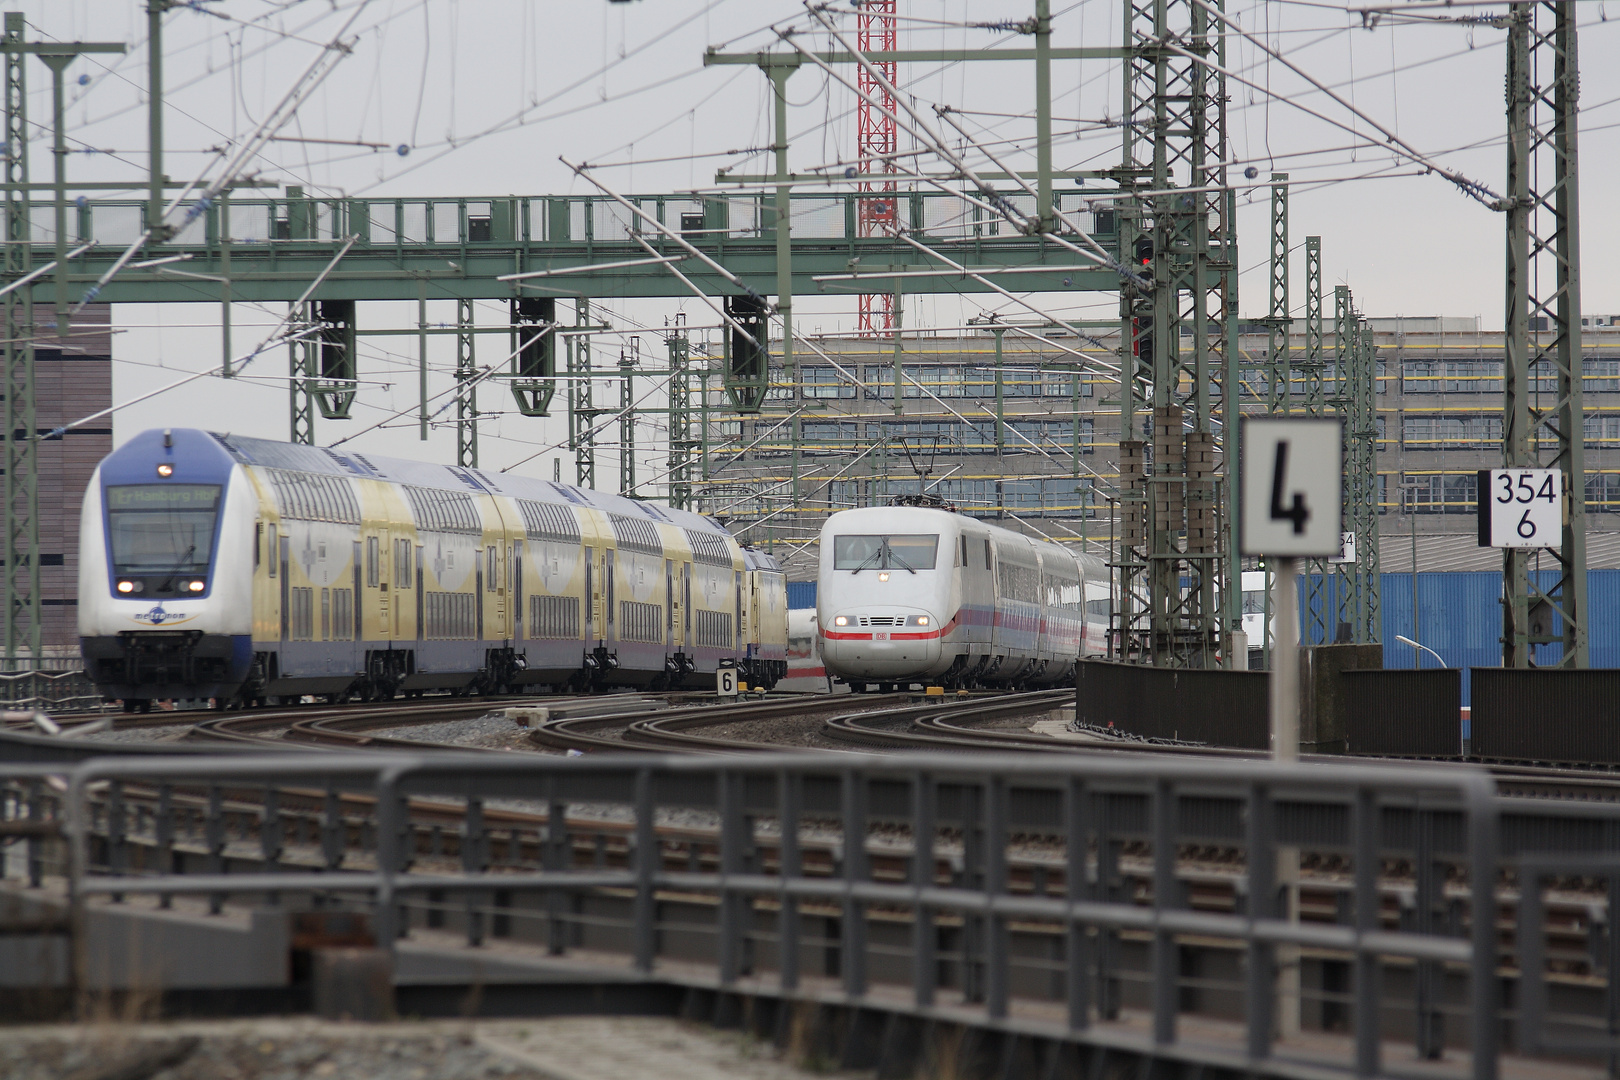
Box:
<box><xmin>572</xmin><ymin>299</ymin><xmax>597</xmax><ymax>489</ymax></box>
<box><xmin>1503</xmin><ymin>0</ymin><xmax>1586</xmax><ymax>668</ymax></box>
<box><xmin>1120</xmin><ymin>0</ymin><xmax>1233</xmax><ymax>667</ymax></box>
<box><xmin>666</xmin><ymin>319</ymin><xmax>694</xmax><ymax>510</ymax></box>
<box><xmin>455</xmin><ymin>298</ymin><xmax>477</xmax><ymax>468</ymax></box>
<box><xmin>618</xmin><ymin>341</ymin><xmax>636</xmax><ymax>497</ymax></box>
<box><xmin>1</xmin><ymin>11</ymin><xmax>32</xmax><ymax>663</ymax></box>
<box><xmin>288</xmin><ymin>302</ymin><xmax>315</xmax><ymax>446</ymax></box>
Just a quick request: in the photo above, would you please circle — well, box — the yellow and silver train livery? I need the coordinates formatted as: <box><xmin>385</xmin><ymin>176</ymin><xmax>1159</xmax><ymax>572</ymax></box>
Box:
<box><xmin>79</xmin><ymin>429</ymin><xmax>787</xmax><ymax>709</ymax></box>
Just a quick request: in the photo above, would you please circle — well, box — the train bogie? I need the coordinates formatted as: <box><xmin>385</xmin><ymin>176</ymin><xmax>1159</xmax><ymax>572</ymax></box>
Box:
<box><xmin>79</xmin><ymin>430</ymin><xmax>786</xmax><ymax>706</ymax></box>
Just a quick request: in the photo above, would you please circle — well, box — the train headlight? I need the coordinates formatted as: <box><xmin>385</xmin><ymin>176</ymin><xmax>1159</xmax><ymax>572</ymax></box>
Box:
<box><xmin>156</xmin><ymin>463</ymin><xmax>174</xmax><ymax>478</ymax></box>
<box><xmin>914</xmin><ymin>615</ymin><xmax>930</xmax><ymax>626</ymax></box>
<box><xmin>833</xmin><ymin>616</ymin><xmax>849</xmax><ymax>627</ymax></box>
<box><xmin>116</xmin><ymin>580</ymin><xmax>136</xmax><ymax>594</ymax></box>
<box><xmin>877</xmin><ymin>572</ymin><xmax>890</xmax><ymax>582</ymax></box>
<box><xmin>187</xmin><ymin>579</ymin><xmax>206</xmax><ymax>593</ymax></box>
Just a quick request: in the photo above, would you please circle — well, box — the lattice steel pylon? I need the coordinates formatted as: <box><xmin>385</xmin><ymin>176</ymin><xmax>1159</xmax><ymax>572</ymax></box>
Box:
<box><xmin>455</xmin><ymin>298</ymin><xmax>478</xmax><ymax>469</ymax></box>
<box><xmin>571</xmin><ymin>300</ymin><xmax>598</xmax><ymax>489</ymax></box>
<box><xmin>665</xmin><ymin>317</ymin><xmax>695</xmax><ymax>511</ymax></box>
<box><xmin>1503</xmin><ymin>0</ymin><xmax>1586</xmax><ymax>667</ymax></box>
<box><xmin>1334</xmin><ymin>302</ymin><xmax>1380</xmax><ymax>644</ymax></box>
<box><xmin>1116</xmin><ymin>0</ymin><xmax>1234</xmax><ymax>667</ymax></box>
<box><xmin>1</xmin><ymin>11</ymin><xmax>33</xmax><ymax>663</ymax></box>
<box><xmin>855</xmin><ymin>0</ymin><xmax>897</xmax><ymax>336</ymax></box>
<box><xmin>288</xmin><ymin>302</ymin><xmax>316</xmax><ymax>445</ymax></box>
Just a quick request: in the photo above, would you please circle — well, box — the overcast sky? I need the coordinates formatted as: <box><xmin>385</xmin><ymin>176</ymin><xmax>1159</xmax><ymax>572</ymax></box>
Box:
<box><xmin>16</xmin><ymin>0</ymin><xmax>1620</xmax><ymax>476</ymax></box>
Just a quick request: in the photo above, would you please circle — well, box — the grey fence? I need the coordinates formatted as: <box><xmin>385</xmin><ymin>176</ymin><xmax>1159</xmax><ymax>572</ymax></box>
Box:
<box><xmin>1075</xmin><ymin>659</ymin><xmax>1269</xmax><ymax>748</ymax></box>
<box><xmin>1342</xmin><ymin>669</ymin><xmax>1463</xmax><ymax>757</ymax></box>
<box><xmin>1471</xmin><ymin>668</ymin><xmax>1620</xmax><ymax>762</ymax></box>
<box><xmin>2</xmin><ymin>750</ymin><xmax>1521</xmax><ymax>1080</ymax></box>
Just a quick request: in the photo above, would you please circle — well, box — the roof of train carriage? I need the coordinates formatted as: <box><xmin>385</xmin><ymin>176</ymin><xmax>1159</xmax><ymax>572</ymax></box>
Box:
<box><xmin>821</xmin><ymin>503</ymin><xmax>1106</xmax><ymax>576</ymax></box>
<box><xmin>740</xmin><ymin>545</ymin><xmax>783</xmax><ymax>572</ymax></box>
<box><xmin>200</xmin><ymin>430</ymin><xmax>735</xmax><ymax>538</ymax></box>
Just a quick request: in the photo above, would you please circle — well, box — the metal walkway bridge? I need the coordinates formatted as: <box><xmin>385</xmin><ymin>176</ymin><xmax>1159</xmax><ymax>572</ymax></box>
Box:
<box><xmin>6</xmin><ymin>748</ymin><xmax>1620</xmax><ymax>1080</ymax></box>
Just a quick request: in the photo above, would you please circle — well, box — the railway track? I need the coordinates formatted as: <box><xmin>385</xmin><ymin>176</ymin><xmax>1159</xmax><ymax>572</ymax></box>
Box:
<box><xmin>20</xmin><ymin>684</ymin><xmax>1620</xmax><ymax>807</ymax></box>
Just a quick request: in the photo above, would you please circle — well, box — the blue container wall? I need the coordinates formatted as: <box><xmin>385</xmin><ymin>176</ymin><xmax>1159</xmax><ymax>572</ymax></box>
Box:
<box><xmin>1298</xmin><ymin>569</ymin><xmax>1620</xmax><ymax>707</ymax></box>
<box><xmin>787</xmin><ymin>581</ymin><xmax>817</xmax><ymax>610</ymax></box>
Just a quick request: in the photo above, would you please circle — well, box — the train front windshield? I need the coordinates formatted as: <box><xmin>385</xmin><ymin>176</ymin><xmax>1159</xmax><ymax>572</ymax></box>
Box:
<box><xmin>832</xmin><ymin>534</ymin><xmax>939</xmax><ymax>572</ymax></box>
<box><xmin>106</xmin><ymin>484</ymin><xmax>220</xmax><ymax>576</ymax></box>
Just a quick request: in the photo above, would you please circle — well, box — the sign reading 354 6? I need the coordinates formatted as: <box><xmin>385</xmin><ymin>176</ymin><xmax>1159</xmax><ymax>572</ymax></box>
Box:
<box><xmin>1477</xmin><ymin>468</ymin><xmax>1562</xmax><ymax>548</ymax></box>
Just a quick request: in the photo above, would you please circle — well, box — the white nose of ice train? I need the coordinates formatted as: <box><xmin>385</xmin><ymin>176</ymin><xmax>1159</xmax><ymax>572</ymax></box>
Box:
<box><xmin>818</xmin><ymin>606</ymin><xmax>945</xmax><ymax>681</ymax></box>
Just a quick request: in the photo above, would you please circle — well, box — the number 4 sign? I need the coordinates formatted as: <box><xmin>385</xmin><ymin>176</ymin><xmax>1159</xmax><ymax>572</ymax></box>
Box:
<box><xmin>1478</xmin><ymin>468</ymin><xmax>1562</xmax><ymax>548</ymax></box>
<box><xmin>1240</xmin><ymin>417</ymin><xmax>1344</xmax><ymax>557</ymax></box>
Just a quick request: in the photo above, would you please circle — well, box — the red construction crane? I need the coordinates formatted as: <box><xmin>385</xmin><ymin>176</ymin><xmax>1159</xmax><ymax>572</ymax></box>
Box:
<box><xmin>856</xmin><ymin>0</ymin><xmax>898</xmax><ymax>336</ymax></box>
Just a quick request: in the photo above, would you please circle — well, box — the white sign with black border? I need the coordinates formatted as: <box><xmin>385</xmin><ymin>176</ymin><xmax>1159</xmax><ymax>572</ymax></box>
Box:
<box><xmin>1240</xmin><ymin>417</ymin><xmax>1343</xmax><ymax>557</ymax></box>
<box><xmin>1330</xmin><ymin>531</ymin><xmax>1356</xmax><ymax>565</ymax></box>
<box><xmin>1477</xmin><ymin>468</ymin><xmax>1562</xmax><ymax>548</ymax></box>
<box><xmin>716</xmin><ymin>662</ymin><xmax>739</xmax><ymax>696</ymax></box>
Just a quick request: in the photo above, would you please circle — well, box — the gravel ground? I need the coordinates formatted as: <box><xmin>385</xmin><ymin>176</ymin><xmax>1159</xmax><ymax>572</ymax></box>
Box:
<box><xmin>387</xmin><ymin>713</ymin><xmax>531</xmax><ymax>750</ymax></box>
<box><xmin>80</xmin><ymin>722</ymin><xmax>194</xmax><ymax>743</ymax></box>
<box><xmin>692</xmin><ymin>700</ymin><xmax>919</xmax><ymax>751</ymax></box>
<box><xmin>0</xmin><ymin>1020</ymin><xmax>538</xmax><ymax>1080</ymax></box>
<box><xmin>0</xmin><ymin>1017</ymin><xmax>870</xmax><ymax>1080</ymax></box>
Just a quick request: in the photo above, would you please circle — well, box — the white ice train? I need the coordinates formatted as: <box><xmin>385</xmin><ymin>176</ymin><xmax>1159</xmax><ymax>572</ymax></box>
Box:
<box><xmin>816</xmin><ymin>503</ymin><xmax>1111</xmax><ymax>692</ymax></box>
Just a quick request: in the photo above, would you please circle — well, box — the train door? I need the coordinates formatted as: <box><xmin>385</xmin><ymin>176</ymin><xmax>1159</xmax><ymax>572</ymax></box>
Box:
<box><xmin>584</xmin><ymin>547</ymin><xmax>595</xmax><ymax>644</ymax></box>
<box><xmin>734</xmin><ymin>570</ymin><xmax>744</xmax><ymax>654</ymax></box>
<box><xmin>986</xmin><ymin>538</ymin><xmax>1003</xmax><ymax>656</ymax></box>
<box><xmin>379</xmin><ymin>529</ymin><xmax>393</xmax><ymax>639</ymax></box>
<box><xmin>665</xmin><ymin>559</ymin><xmax>674</xmax><ymax>647</ymax></box>
<box><xmin>476</xmin><ymin>547</ymin><xmax>485</xmax><ymax>643</ymax></box>
<box><xmin>514</xmin><ymin>541</ymin><xmax>524</xmax><ymax>641</ymax></box>
<box><xmin>415</xmin><ymin>546</ymin><xmax>424</xmax><ymax>643</ymax></box>
<box><xmin>604</xmin><ymin>548</ymin><xmax>616</xmax><ymax>647</ymax></box>
<box><xmin>683</xmin><ymin>562</ymin><xmax>692</xmax><ymax>643</ymax></box>
<box><xmin>278</xmin><ymin>532</ymin><xmax>290</xmax><ymax>640</ymax></box>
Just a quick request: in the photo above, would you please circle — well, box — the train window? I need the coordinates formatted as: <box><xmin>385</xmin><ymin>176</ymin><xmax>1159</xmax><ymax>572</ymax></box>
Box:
<box><xmin>983</xmin><ymin>539</ymin><xmax>992</xmax><ymax>568</ymax></box>
<box><xmin>267</xmin><ymin>524</ymin><xmax>277</xmax><ymax>578</ymax></box>
<box><xmin>395</xmin><ymin>538</ymin><xmax>412</xmax><ymax>588</ymax></box>
<box><xmin>255</xmin><ymin>523</ymin><xmax>262</xmax><ymax>569</ymax></box>
<box><xmin>959</xmin><ymin>536</ymin><xmax>967</xmax><ymax>567</ymax></box>
<box><xmin>832</xmin><ymin>534</ymin><xmax>939</xmax><ymax>571</ymax></box>
<box><xmin>487</xmin><ymin>546</ymin><xmax>497</xmax><ymax>592</ymax></box>
<box><xmin>366</xmin><ymin>537</ymin><xmax>379</xmax><ymax>587</ymax></box>
<box><xmin>105</xmin><ymin>484</ymin><xmax>220</xmax><ymax>577</ymax></box>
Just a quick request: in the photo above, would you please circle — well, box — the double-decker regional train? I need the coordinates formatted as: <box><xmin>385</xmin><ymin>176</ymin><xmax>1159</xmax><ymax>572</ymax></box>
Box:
<box><xmin>79</xmin><ymin>429</ymin><xmax>787</xmax><ymax>709</ymax></box>
<box><xmin>817</xmin><ymin>503</ymin><xmax>1110</xmax><ymax>692</ymax></box>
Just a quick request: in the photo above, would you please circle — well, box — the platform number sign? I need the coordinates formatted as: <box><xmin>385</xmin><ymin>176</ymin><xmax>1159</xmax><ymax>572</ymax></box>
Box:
<box><xmin>1240</xmin><ymin>417</ymin><xmax>1343</xmax><ymax>557</ymax></box>
<box><xmin>1478</xmin><ymin>468</ymin><xmax>1562</xmax><ymax>548</ymax></box>
<box><xmin>716</xmin><ymin>662</ymin><xmax>739</xmax><ymax>696</ymax></box>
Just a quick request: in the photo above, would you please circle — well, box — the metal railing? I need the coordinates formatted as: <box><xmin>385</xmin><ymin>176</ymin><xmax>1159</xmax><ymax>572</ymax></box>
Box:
<box><xmin>21</xmin><ymin>191</ymin><xmax>1114</xmax><ymax>251</ymax></box>
<box><xmin>0</xmin><ymin>750</ymin><xmax>1533</xmax><ymax>1080</ymax></box>
<box><xmin>0</xmin><ymin>667</ymin><xmax>105</xmax><ymax>713</ymax></box>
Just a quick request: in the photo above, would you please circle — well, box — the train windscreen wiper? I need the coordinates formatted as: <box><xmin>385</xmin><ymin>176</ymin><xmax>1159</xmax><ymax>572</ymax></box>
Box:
<box><xmin>849</xmin><ymin>545</ymin><xmax>886</xmax><ymax>575</ymax></box>
<box><xmin>158</xmin><ymin>543</ymin><xmax>196</xmax><ymax>591</ymax></box>
<box><xmin>887</xmin><ymin>545</ymin><xmax>918</xmax><ymax>574</ymax></box>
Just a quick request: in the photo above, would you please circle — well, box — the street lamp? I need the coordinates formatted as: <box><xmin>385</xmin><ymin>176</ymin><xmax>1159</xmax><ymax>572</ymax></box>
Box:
<box><xmin>1395</xmin><ymin>634</ymin><xmax>1447</xmax><ymax>669</ymax></box>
